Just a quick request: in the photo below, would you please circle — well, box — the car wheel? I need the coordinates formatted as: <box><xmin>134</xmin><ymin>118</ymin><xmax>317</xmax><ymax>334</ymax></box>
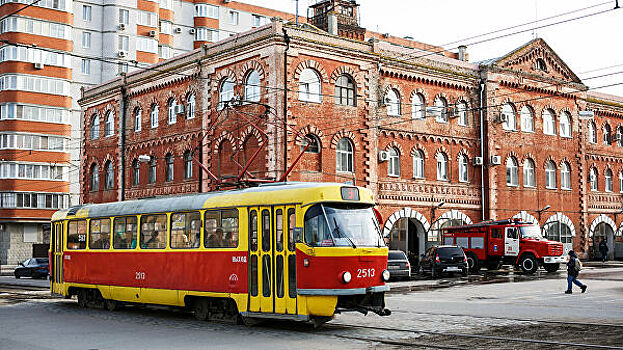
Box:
<box><xmin>518</xmin><ymin>254</ymin><xmax>538</xmax><ymax>274</ymax></box>
<box><xmin>466</xmin><ymin>253</ymin><xmax>480</xmax><ymax>273</ymax></box>
<box><xmin>14</xmin><ymin>273</ymin><xmax>20</xmax><ymax>279</ymax></box>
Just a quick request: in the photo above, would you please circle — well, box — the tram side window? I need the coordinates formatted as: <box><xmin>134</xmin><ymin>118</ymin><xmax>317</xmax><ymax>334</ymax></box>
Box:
<box><xmin>204</xmin><ymin>209</ymin><xmax>239</xmax><ymax>248</ymax></box>
<box><xmin>67</xmin><ymin>220</ymin><xmax>87</xmax><ymax>250</ymax></box>
<box><xmin>113</xmin><ymin>216</ymin><xmax>137</xmax><ymax>249</ymax></box>
<box><xmin>89</xmin><ymin>218</ymin><xmax>111</xmax><ymax>249</ymax></box>
<box><xmin>140</xmin><ymin>214</ymin><xmax>167</xmax><ymax>249</ymax></box>
<box><xmin>261</xmin><ymin>209</ymin><xmax>270</xmax><ymax>251</ymax></box>
<box><xmin>287</xmin><ymin>208</ymin><xmax>295</xmax><ymax>251</ymax></box>
<box><xmin>249</xmin><ymin>210</ymin><xmax>258</xmax><ymax>251</ymax></box>
<box><xmin>171</xmin><ymin>212</ymin><xmax>201</xmax><ymax>249</ymax></box>
<box><xmin>275</xmin><ymin>209</ymin><xmax>283</xmax><ymax>252</ymax></box>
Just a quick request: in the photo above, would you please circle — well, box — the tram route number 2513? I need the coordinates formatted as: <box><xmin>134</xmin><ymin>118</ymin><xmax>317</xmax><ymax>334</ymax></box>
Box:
<box><xmin>357</xmin><ymin>268</ymin><xmax>375</xmax><ymax>278</ymax></box>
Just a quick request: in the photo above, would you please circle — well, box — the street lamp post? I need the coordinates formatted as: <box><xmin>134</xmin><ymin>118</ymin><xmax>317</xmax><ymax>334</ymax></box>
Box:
<box><xmin>536</xmin><ymin>205</ymin><xmax>551</xmax><ymax>229</ymax></box>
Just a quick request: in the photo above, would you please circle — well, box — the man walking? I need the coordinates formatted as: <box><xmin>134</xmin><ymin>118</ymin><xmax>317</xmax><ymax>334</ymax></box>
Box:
<box><xmin>599</xmin><ymin>238</ymin><xmax>609</xmax><ymax>262</ymax></box>
<box><xmin>565</xmin><ymin>250</ymin><xmax>587</xmax><ymax>294</ymax></box>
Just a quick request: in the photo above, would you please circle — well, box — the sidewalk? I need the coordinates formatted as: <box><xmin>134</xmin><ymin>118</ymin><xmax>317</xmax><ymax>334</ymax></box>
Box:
<box><xmin>1</xmin><ymin>265</ymin><xmax>17</xmax><ymax>276</ymax></box>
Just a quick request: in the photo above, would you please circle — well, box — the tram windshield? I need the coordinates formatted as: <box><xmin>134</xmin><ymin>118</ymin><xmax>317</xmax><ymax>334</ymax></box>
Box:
<box><xmin>303</xmin><ymin>203</ymin><xmax>383</xmax><ymax>247</ymax></box>
<box><xmin>519</xmin><ymin>225</ymin><xmax>543</xmax><ymax>239</ymax></box>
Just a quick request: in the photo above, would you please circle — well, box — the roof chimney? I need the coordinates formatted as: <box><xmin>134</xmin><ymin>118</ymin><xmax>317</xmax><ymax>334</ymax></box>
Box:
<box><xmin>327</xmin><ymin>11</ymin><xmax>338</xmax><ymax>35</ymax></box>
<box><xmin>458</xmin><ymin>45</ymin><xmax>468</xmax><ymax>62</ymax></box>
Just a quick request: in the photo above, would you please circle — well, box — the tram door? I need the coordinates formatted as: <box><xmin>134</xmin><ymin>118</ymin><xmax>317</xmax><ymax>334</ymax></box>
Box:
<box><xmin>50</xmin><ymin>221</ymin><xmax>64</xmax><ymax>294</ymax></box>
<box><xmin>248</xmin><ymin>206</ymin><xmax>297</xmax><ymax>315</ymax></box>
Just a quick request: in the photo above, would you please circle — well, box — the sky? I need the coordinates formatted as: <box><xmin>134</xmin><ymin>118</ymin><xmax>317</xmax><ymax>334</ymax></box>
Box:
<box><xmin>238</xmin><ymin>0</ymin><xmax>623</xmax><ymax>97</ymax></box>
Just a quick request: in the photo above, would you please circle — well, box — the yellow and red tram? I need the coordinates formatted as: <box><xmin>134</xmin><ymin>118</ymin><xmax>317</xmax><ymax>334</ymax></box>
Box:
<box><xmin>50</xmin><ymin>182</ymin><xmax>390</xmax><ymax>324</ymax></box>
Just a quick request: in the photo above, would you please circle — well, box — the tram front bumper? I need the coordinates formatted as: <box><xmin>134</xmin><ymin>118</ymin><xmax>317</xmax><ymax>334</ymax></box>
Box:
<box><xmin>335</xmin><ymin>290</ymin><xmax>391</xmax><ymax>316</ymax></box>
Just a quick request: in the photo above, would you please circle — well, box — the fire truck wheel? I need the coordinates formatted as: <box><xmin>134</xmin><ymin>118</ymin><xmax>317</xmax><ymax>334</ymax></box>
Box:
<box><xmin>518</xmin><ymin>254</ymin><xmax>538</xmax><ymax>274</ymax></box>
<box><xmin>543</xmin><ymin>263</ymin><xmax>560</xmax><ymax>273</ymax></box>
<box><xmin>466</xmin><ymin>253</ymin><xmax>480</xmax><ymax>273</ymax></box>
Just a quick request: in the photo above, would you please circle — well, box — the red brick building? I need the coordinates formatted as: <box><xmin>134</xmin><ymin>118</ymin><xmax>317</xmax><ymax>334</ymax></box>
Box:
<box><xmin>79</xmin><ymin>0</ymin><xmax>623</xmax><ymax>261</ymax></box>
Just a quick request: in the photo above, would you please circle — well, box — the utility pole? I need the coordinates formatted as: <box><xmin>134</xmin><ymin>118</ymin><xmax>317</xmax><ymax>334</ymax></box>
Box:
<box><xmin>295</xmin><ymin>0</ymin><xmax>299</xmax><ymax>27</ymax></box>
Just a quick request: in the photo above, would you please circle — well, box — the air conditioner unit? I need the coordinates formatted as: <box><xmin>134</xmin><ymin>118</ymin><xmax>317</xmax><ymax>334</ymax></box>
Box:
<box><xmin>378</xmin><ymin>151</ymin><xmax>390</xmax><ymax>162</ymax></box>
<box><xmin>497</xmin><ymin>113</ymin><xmax>508</xmax><ymax>123</ymax></box>
<box><xmin>490</xmin><ymin>155</ymin><xmax>501</xmax><ymax>165</ymax></box>
<box><xmin>189</xmin><ymin>28</ymin><xmax>196</xmax><ymax>34</ymax></box>
<box><xmin>174</xmin><ymin>27</ymin><xmax>182</xmax><ymax>34</ymax></box>
<box><xmin>118</xmin><ymin>50</ymin><xmax>127</xmax><ymax>57</ymax></box>
<box><xmin>473</xmin><ymin>156</ymin><xmax>483</xmax><ymax>166</ymax></box>
<box><xmin>118</xmin><ymin>23</ymin><xmax>126</xmax><ymax>30</ymax></box>
<box><xmin>149</xmin><ymin>30</ymin><xmax>157</xmax><ymax>37</ymax></box>
<box><xmin>174</xmin><ymin>104</ymin><xmax>184</xmax><ymax>114</ymax></box>
<box><xmin>34</xmin><ymin>62</ymin><xmax>44</xmax><ymax>69</ymax></box>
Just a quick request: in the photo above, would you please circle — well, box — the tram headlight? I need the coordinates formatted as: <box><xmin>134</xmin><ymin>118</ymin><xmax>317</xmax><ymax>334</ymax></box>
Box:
<box><xmin>382</xmin><ymin>269</ymin><xmax>390</xmax><ymax>282</ymax></box>
<box><xmin>342</xmin><ymin>271</ymin><xmax>352</xmax><ymax>284</ymax></box>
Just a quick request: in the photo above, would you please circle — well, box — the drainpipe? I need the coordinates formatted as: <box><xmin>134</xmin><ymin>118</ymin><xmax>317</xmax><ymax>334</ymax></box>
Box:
<box><xmin>282</xmin><ymin>27</ymin><xmax>290</xmax><ymax>182</ymax></box>
<box><xmin>479</xmin><ymin>81</ymin><xmax>486</xmax><ymax>221</ymax></box>
<box><xmin>120</xmin><ymin>74</ymin><xmax>127</xmax><ymax>201</ymax></box>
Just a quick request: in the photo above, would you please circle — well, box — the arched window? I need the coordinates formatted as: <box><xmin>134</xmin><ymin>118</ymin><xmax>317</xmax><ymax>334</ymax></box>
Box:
<box><xmin>245</xmin><ymin>70</ymin><xmax>261</xmax><ymax>102</ymax></box>
<box><xmin>132</xmin><ymin>159</ymin><xmax>140</xmax><ymax>186</ymax></box>
<box><xmin>589</xmin><ymin>168</ymin><xmax>598</xmax><ymax>191</ymax></box>
<box><xmin>536</xmin><ymin>58</ymin><xmax>547</xmax><ymax>71</ymax></box>
<box><xmin>561</xmin><ymin>162</ymin><xmax>571</xmax><ymax>190</ymax></box>
<box><xmin>148</xmin><ymin>156</ymin><xmax>156</xmax><ymax>184</ymax></box>
<box><xmin>299</xmin><ymin>68</ymin><xmax>321</xmax><ymax>103</ymax></box>
<box><xmin>458</xmin><ymin>154</ymin><xmax>468</xmax><ymax>182</ymax></box>
<box><xmin>184</xmin><ymin>151</ymin><xmax>193</xmax><ymax>179</ymax></box>
<box><xmin>134</xmin><ymin>108</ymin><xmax>142</xmax><ymax>131</ymax></box>
<box><xmin>411</xmin><ymin>93</ymin><xmax>425</xmax><ymax>120</ymax></box>
<box><xmin>167</xmin><ymin>99</ymin><xmax>177</xmax><ymax>124</ymax></box>
<box><xmin>413</xmin><ymin>150</ymin><xmax>425</xmax><ymax>179</ymax></box>
<box><xmin>523</xmin><ymin>158</ymin><xmax>535</xmax><ymax>187</ymax></box>
<box><xmin>89</xmin><ymin>114</ymin><xmax>100</xmax><ymax>140</ymax></box>
<box><xmin>150</xmin><ymin>104</ymin><xmax>159</xmax><ymax>128</ymax></box>
<box><xmin>543</xmin><ymin>109</ymin><xmax>555</xmax><ymax>135</ymax></box>
<box><xmin>434</xmin><ymin>96</ymin><xmax>447</xmax><ymax>123</ymax></box>
<box><xmin>218</xmin><ymin>77</ymin><xmax>235</xmax><ymax>110</ymax></box>
<box><xmin>605</xmin><ymin>168</ymin><xmax>613</xmax><ymax>192</ymax></box>
<box><xmin>388</xmin><ymin>147</ymin><xmax>400</xmax><ymax>177</ymax></box>
<box><xmin>385</xmin><ymin>89</ymin><xmax>400</xmax><ymax>116</ymax></box>
<box><xmin>501</xmin><ymin>103</ymin><xmax>516</xmax><ymax>131</ymax></box>
<box><xmin>545</xmin><ymin>161</ymin><xmax>556</xmax><ymax>189</ymax></box>
<box><xmin>336</xmin><ymin>138</ymin><xmax>353</xmax><ymax>172</ymax></box>
<box><xmin>301</xmin><ymin>134</ymin><xmax>320</xmax><ymax>153</ymax></box>
<box><xmin>186</xmin><ymin>94</ymin><xmax>196</xmax><ymax>119</ymax></box>
<box><xmin>559</xmin><ymin>111</ymin><xmax>571</xmax><ymax>137</ymax></box>
<box><xmin>104</xmin><ymin>111</ymin><xmax>114</xmax><ymax>137</ymax></box>
<box><xmin>335</xmin><ymin>75</ymin><xmax>355</xmax><ymax>106</ymax></box>
<box><xmin>617</xmin><ymin>126</ymin><xmax>623</xmax><ymax>147</ymax></box>
<box><xmin>436</xmin><ymin>152</ymin><xmax>448</xmax><ymax>181</ymax></box>
<box><xmin>603</xmin><ymin>124</ymin><xmax>612</xmax><ymax>145</ymax></box>
<box><xmin>588</xmin><ymin>121</ymin><xmax>597</xmax><ymax>143</ymax></box>
<box><xmin>520</xmin><ymin>105</ymin><xmax>534</xmax><ymax>132</ymax></box>
<box><xmin>506</xmin><ymin>157</ymin><xmax>518</xmax><ymax>186</ymax></box>
<box><xmin>104</xmin><ymin>161</ymin><xmax>114</xmax><ymax>189</ymax></box>
<box><xmin>90</xmin><ymin>163</ymin><xmax>99</xmax><ymax>191</ymax></box>
<box><xmin>165</xmin><ymin>153</ymin><xmax>174</xmax><ymax>182</ymax></box>
<box><xmin>457</xmin><ymin>101</ymin><xmax>468</xmax><ymax>126</ymax></box>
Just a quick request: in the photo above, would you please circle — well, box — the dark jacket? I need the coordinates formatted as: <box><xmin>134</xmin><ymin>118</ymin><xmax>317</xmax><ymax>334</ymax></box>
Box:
<box><xmin>599</xmin><ymin>240</ymin><xmax>609</xmax><ymax>253</ymax></box>
<box><xmin>567</xmin><ymin>255</ymin><xmax>579</xmax><ymax>277</ymax></box>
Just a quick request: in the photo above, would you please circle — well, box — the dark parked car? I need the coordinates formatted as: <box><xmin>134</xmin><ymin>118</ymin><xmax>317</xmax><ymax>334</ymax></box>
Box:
<box><xmin>387</xmin><ymin>250</ymin><xmax>411</xmax><ymax>280</ymax></box>
<box><xmin>419</xmin><ymin>245</ymin><xmax>468</xmax><ymax>278</ymax></box>
<box><xmin>14</xmin><ymin>258</ymin><xmax>49</xmax><ymax>279</ymax></box>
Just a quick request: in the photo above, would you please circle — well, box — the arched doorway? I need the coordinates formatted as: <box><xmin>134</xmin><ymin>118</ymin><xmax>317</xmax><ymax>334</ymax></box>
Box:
<box><xmin>383</xmin><ymin>208</ymin><xmax>430</xmax><ymax>267</ymax></box>
<box><xmin>590</xmin><ymin>215</ymin><xmax>615</xmax><ymax>260</ymax></box>
<box><xmin>432</xmin><ymin>210</ymin><xmax>473</xmax><ymax>246</ymax></box>
<box><xmin>542</xmin><ymin>212</ymin><xmax>576</xmax><ymax>254</ymax></box>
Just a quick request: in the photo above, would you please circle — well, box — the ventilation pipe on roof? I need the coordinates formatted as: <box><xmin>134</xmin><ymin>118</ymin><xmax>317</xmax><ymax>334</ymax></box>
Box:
<box><xmin>327</xmin><ymin>11</ymin><xmax>338</xmax><ymax>35</ymax></box>
<box><xmin>458</xmin><ymin>45</ymin><xmax>468</xmax><ymax>62</ymax></box>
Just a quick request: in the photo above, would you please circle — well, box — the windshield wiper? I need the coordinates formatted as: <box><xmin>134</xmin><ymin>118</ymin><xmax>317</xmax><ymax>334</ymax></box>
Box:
<box><xmin>333</xmin><ymin>217</ymin><xmax>357</xmax><ymax>249</ymax></box>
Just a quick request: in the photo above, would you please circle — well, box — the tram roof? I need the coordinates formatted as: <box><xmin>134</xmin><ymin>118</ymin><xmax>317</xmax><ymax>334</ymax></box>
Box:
<box><xmin>52</xmin><ymin>182</ymin><xmax>373</xmax><ymax>221</ymax></box>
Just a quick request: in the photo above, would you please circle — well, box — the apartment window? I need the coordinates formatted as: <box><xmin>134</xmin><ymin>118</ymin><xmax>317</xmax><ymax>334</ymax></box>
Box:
<box><xmin>436</xmin><ymin>153</ymin><xmax>448</xmax><ymax>181</ymax></box>
<box><xmin>457</xmin><ymin>101</ymin><xmax>468</xmax><ymax>126</ymax></box>
<box><xmin>132</xmin><ymin>159</ymin><xmax>140</xmax><ymax>186</ymax></box>
<box><xmin>543</xmin><ymin>109</ymin><xmax>556</xmax><ymax>135</ymax></box>
<box><xmin>160</xmin><ymin>21</ymin><xmax>172</xmax><ymax>35</ymax></box>
<box><xmin>434</xmin><ymin>96</ymin><xmax>448</xmax><ymax>123</ymax></box>
<box><xmin>80</xmin><ymin>59</ymin><xmax>90</xmax><ymax>75</ymax></box>
<box><xmin>159</xmin><ymin>0</ymin><xmax>171</xmax><ymax>10</ymax></box>
<box><xmin>82</xmin><ymin>32</ymin><xmax>91</xmax><ymax>48</ymax></box>
<box><xmin>413</xmin><ymin>150</ymin><xmax>425</xmax><ymax>179</ymax></box>
<box><xmin>385</xmin><ymin>89</ymin><xmax>401</xmax><ymax>116</ymax></box>
<box><xmin>523</xmin><ymin>159</ymin><xmax>535</xmax><ymax>187</ymax></box>
<box><xmin>89</xmin><ymin>114</ymin><xmax>99</xmax><ymax>140</ymax></box>
<box><xmin>104</xmin><ymin>111</ymin><xmax>114</xmax><ymax>137</ymax></box>
<box><xmin>167</xmin><ymin>99</ymin><xmax>177</xmax><ymax>124</ymax></box>
<box><xmin>136</xmin><ymin>37</ymin><xmax>157</xmax><ymax>53</ymax></box>
<box><xmin>559</xmin><ymin>111</ymin><xmax>572</xmax><ymax>137</ymax></box>
<box><xmin>90</xmin><ymin>163</ymin><xmax>99</xmax><ymax>191</ymax></box>
<box><xmin>520</xmin><ymin>105</ymin><xmax>534</xmax><ymax>132</ymax></box>
<box><xmin>0</xmin><ymin>162</ymin><xmax>67</xmax><ymax>181</ymax></box>
<box><xmin>0</xmin><ymin>75</ymin><xmax>69</xmax><ymax>95</ymax></box>
<box><xmin>335</xmin><ymin>75</ymin><xmax>355</xmax><ymax>106</ymax></box>
<box><xmin>184</xmin><ymin>151</ymin><xmax>193</xmax><ymax>179</ymax></box>
<box><xmin>229</xmin><ymin>11</ymin><xmax>239</xmax><ymax>25</ymax></box>
<box><xmin>186</xmin><ymin>94</ymin><xmax>195</xmax><ymax>119</ymax></box>
<box><xmin>561</xmin><ymin>162</ymin><xmax>571</xmax><ymax>190</ymax></box>
<box><xmin>458</xmin><ymin>155</ymin><xmax>468</xmax><ymax>182</ymax></box>
<box><xmin>501</xmin><ymin>103</ymin><xmax>516</xmax><ymax>131</ymax></box>
<box><xmin>603</xmin><ymin>124</ymin><xmax>612</xmax><ymax>145</ymax></box>
<box><xmin>336</xmin><ymin>138</ymin><xmax>353</xmax><ymax>172</ymax></box>
<box><xmin>0</xmin><ymin>46</ymin><xmax>70</xmax><ymax>68</ymax></box>
<box><xmin>506</xmin><ymin>157</ymin><xmax>518</xmax><ymax>186</ymax></box>
<box><xmin>137</xmin><ymin>11</ymin><xmax>157</xmax><ymax>27</ymax></box>
<box><xmin>150</xmin><ymin>105</ymin><xmax>158</xmax><ymax>128</ymax></box>
<box><xmin>83</xmin><ymin>5</ymin><xmax>92</xmax><ymax>22</ymax></box>
<box><xmin>194</xmin><ymin>27</ymin><xmax>218</xmax><ymax>42</ymax></box>
<box><xmin>117</xmin><ymin>62</ymin><xmax>129</xmax><ymax>75</ymax></box>
<box><xmin>104</xmin><ymin>161</ymin><xmax>114</xmax><ymax>190</ymax></box>
<box><xmin>148</xmin><ymin>157</ymin><xmax>156</xmax><ymax>184</ymax></box>
<box><xmin>218</xmin><ymin>78</ymin><xmax>234</xmax><ymax>110</ymax></box>
<box><xmin>119</xmin><ymin>9</ymin><xmax>129</xmax><ymax>25</ymax></box>
<box><xmin>252</xmin><ymin>15</ymin><xmax>267</xmax><ymax>27</ymax></box>
<box><xmin>411</xmin><ymin>93</ymin><xmax>425</xmax><ymax>120</ymax></box>
<box><xmin>158</xmin><ymin>45</ymin><xmax>170</xmax><ymax>59</ymax></box>
<box><xmin>0</xmin><ymin>192</ymin><xmax>68</xmax><ymax>210</ymax></box>
<box><xmin>134</xmin><ymin>108</ymin><xmax>141</xmax><ymax>131</ymax></box>
<box><xmin>165</xmin><ymin>153</ymin><xmax>174</xmax><ymax>181</ymax></box>
<box><xmin>545</xmin><ymin>161</ymin><xmax>556</xmax><ymax>189</ymax></box>
<box><xmin>118</xmin><ymin>35</ymin><xmax>129</xmax><ymax>51</ymax></box>
<box><xmin>590</xmin><ymin>168</ymin><xmax>598</xmax><ymax>191</ymax></box>
<box><xmin>588</xmin><ymin>121</ymin><xmax>597</xmax><ymax>143</ymax></box>
<box><xmin>605</xmin><ymin>169</ymin><xmax>613</xmax><ymax>192</ymax></box>
<box><xmin>299</xmin><ymin>68</ymin><xmax>321</xmax><ymax>103</ymax></box>
<box><xmin>194</xmin><ymin>4</ymin><xmax>218</xmax><ymax>18</ymax></box>
<box><xmin>387</xmin><ymin>148</ymin><xmax>400</xmax><ymax>177</ymax></box>
<box><xmin>245</xmin><ymin>71</ymin><xmax>260</xmax><ymax>103</ymax></box>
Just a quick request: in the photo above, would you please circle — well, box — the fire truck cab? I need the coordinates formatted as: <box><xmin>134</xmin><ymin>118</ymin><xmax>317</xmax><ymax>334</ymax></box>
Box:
<box><xmin>442</xmin><ymin>219</ymin><xmax>568</xmax><ymax>274</ymax></box>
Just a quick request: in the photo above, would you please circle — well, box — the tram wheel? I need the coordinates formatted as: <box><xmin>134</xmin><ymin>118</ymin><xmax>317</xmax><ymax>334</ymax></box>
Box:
<box><xmin>105</xmin><ymin>299</ymin><xmax>118</xmax><ymax>311</ymax></box>
<box><xmin>77</xmin><ymin>289</ymin><xmax>88</xmax><ymax>308</ymax></box>
<box><xmin>311</xmin><ymin>316</ymin><xmax>332</xmax><ymax>328</ymax></box>
<box><xmin>193</xmin><ymin>299</ymin><xmax>209</xmax><ymax>321</ymax></box>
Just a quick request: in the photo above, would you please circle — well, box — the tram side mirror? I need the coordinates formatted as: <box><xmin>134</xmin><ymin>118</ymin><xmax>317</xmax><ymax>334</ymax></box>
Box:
<box><xmin>294</xmin><ymin>227</ymin><xmax>304</xmax><ymax>243</ymax></box>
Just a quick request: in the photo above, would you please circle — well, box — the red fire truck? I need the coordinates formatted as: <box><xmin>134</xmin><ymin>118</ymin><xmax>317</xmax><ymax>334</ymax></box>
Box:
<box><xmin>442</xmin><ymin>219</ymin><xmax>568</xmax><ymax>274</ymax></box>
